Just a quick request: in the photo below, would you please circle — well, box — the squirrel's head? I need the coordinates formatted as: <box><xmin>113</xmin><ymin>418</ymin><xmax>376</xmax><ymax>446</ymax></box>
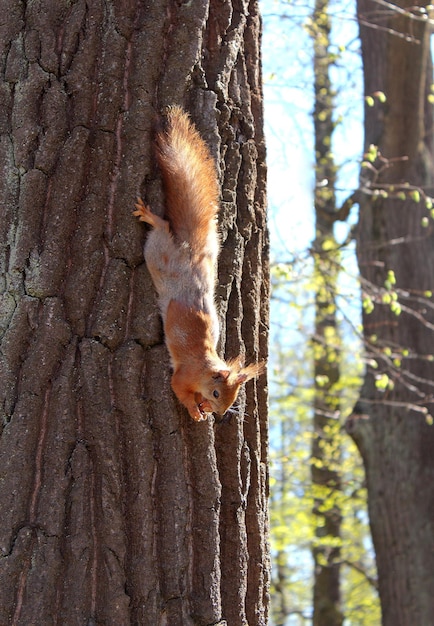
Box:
<box><xmin>195</xmin><ymin>358</ymin><xmax>265</xmax><ymax>419</ymax></box>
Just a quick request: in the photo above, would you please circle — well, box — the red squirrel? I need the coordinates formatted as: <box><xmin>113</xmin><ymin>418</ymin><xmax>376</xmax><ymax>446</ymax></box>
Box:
<box><xmin>134</xmin><ymin>106</ymin><xmax>263</xmax><ymax>421</ymax></box>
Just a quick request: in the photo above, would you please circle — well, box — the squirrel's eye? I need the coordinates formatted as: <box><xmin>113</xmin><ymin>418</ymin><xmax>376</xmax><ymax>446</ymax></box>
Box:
<box><xmin>213</xmin><ymin>389</ymin><xmax>220</xmax><ymax>398</ymax></box>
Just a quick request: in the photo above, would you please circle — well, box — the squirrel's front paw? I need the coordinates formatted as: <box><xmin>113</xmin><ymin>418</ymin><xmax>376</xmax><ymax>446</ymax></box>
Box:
<box><xmin>133</xmin><ymin>197</ymin><xmax>169</xmax><ymax>232</ymax></box>
<box><xmin>133</xmin><ymin>197</ymin><xmax>153</xmax><ymax>223</ymax></box>
<box><xmin>188</xmin><ymin>403</ymin><xmax>208</xmax><ymax>422</ymax></box>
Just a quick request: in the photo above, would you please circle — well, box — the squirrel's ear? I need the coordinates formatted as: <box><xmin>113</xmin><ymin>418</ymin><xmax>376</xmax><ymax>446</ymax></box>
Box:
<box><xmin>213</xmin><ymin>370</ymin><xmax>230</xmax><ymax>382</ymax></box>
<box><xmin>236</xmin><ymin>361</ymin><xmax>266</xmax><ymax>384</ymax></box>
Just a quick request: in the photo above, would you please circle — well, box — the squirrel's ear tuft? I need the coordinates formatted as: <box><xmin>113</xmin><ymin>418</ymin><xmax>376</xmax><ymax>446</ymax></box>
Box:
<box><xmin>227</xmin><ymin>355</ymin><xmax>244</xmax><ymax>371</ymax></box>
<box><xmin>236</xmin><ymin>361</ymin><xmax>266</xmax><ymax>384</ymax></box>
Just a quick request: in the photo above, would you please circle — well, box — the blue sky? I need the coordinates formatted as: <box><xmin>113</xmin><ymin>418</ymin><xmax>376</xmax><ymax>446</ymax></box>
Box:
<box><xmin>261</xmin><ymin>0</ymin><xmax>364</xmax><ymax>260</ymax></box>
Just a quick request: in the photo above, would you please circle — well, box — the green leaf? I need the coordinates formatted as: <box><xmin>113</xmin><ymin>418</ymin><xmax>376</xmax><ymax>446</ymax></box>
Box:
<box><xmin>375</xmin><ymin>373</ymin><xmax>390</xmax><ymax>390</ymax></box>
<box><xmin>386</xmin><ymin>270</ymin><xmax>396</xmax><ymax>286</ymax></box>
<box><xmin>364</xmin><ymin>144</ymin><xmax>378</xmax><ymax>162</ymax></box>
<box><xmin>362</xmin><ymin>296</ymin><xmax>374</xmax><ymax>314</ymax></box>
<box><xmin>390</xmin><ymin>301</ymin><xmax>402</xmax><ymax>316</ymax></box>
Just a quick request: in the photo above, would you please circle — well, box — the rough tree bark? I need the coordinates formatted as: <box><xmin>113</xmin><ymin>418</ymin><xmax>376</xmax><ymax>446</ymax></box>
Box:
<box><xmin>0</xmin><ymin>1</ymin><xmax>269</xmax><ymax>625</ymax></box>
<box><xmin>348</xmin><ymin>1</ymin><xmax>434</xmax><ymax>624</ymax></box>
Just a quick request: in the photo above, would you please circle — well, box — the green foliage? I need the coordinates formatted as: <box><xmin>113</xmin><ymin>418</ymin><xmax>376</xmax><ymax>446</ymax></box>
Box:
<box><xmin>364</xmin><ymin>91</ymin><xmax>386</xmax><ymax>107</ymax></box>
<box><xmin>265</xmin><ymin>0</ymin><xmax>379</xmax><ymax>622</ymax></box>
<box><xmin>362</xmin><ymin>295</ymin><xmax>374</xmax><ymax>314</ymax></box>
<box><xmin>364</xmin><ymin>144</ymin><xmax>378</xmax><ymax>163</ymax></box>
<box><xmin>270</xmin><ymin>261</ymin><xmax>380</xmax><ymax>625</ymax></box>
<box><xmin>359</xmin><ymin>148</ymin><xmax>434</xmax><ymax>211</ymax></box>
<box><xmin>374</xmin><ymin>372</ymin><xmax>393</xmax><ymax>391</ymax></box>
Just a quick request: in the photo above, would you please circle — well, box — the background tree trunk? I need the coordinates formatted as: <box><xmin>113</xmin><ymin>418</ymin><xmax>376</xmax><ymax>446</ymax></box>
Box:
<box><xmin>310</xmin><ymin>0</ymin><xmax>343</xmax><ymax>623</ymax></box>
<box><xmin>0</xmin><ymin>1</ymin><xmax>269</xmax><ymax>624</ymax></box>
<box><xmin>348</xmin><ymin>1</ymin><xmax>434</xmax><ymax>623</ymax></box>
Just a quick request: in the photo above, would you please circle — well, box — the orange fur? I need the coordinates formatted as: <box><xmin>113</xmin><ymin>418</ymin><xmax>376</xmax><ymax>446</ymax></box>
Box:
<box><xmin>134</xmin><ymin>106</ymin><xmax>264</xmax><ymax>421</ymax></box>
<box><xmin>156</xmin><ymin>106</ymin><xmax>219</xmax><ymax>257</ymax></box>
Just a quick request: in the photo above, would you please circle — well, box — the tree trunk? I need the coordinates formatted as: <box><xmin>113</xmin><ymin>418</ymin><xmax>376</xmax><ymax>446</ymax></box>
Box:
<box><xmin>348</xmin><ymin>1</ymin><xmax>434</xmax><ymax>623</ymax></box>
<box><xmin>310</xmin><ymin>0</ymin><xmax>343</xmax><ymax>623</ymax></box>
<box><xmin>0</xmin><ymin>1</ymin><xmax>269</xmax><ymax>625</ymax></box>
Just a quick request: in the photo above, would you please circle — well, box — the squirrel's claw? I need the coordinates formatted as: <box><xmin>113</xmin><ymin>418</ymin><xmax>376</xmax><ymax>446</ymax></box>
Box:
<box><xmin>133</xmin><ymin>197</ymin><xmax>151</xmax><ymax>222</ymax></box>
<box><xmin>133</xmin><ymin>197</ymin><xmax>170</xmax><ymax>232</ymax></box>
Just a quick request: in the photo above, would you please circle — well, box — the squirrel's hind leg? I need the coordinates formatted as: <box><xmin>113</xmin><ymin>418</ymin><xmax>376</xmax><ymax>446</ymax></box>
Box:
<box><xmin>133</xmin><ymin>197</ymin><xmax>169</xmax><ymax>233</ymax></box>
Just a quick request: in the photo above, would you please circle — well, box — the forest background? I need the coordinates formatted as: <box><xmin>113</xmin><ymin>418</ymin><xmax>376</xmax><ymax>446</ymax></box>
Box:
<box><xmin>262</xmin><ymin>0</ymin><xmax>434</xmax><ymax>624</ymax></box>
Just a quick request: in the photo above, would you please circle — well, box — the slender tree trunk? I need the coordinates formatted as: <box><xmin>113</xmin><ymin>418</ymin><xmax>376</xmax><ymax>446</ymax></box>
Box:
<box><xmin>348</xmin><ymin>1</ymin><xmax>434</xmax><ymax>623</ymax></box>
<box><xmin>310</xmin><ymin>1</ymin><xmax>343</xmax><ymax>623</ymax></box>
<box><xmin>0</xmin><ymin>1</ymin><xmax>269</xmax><ymax>624</ymax></box>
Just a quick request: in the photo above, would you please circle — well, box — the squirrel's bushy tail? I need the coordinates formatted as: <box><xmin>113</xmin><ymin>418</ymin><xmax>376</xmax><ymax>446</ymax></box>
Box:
<box><xmin>156</xmin><ymin>106</ymin><xmax>220</xmax><ymax>253</ymax></box>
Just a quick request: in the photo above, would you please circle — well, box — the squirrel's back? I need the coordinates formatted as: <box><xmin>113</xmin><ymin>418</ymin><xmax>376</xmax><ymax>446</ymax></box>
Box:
<box><xmin>156</xmin><ymin>106</ymin><xmax>220</xmax><ymax>254</ymax></box>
